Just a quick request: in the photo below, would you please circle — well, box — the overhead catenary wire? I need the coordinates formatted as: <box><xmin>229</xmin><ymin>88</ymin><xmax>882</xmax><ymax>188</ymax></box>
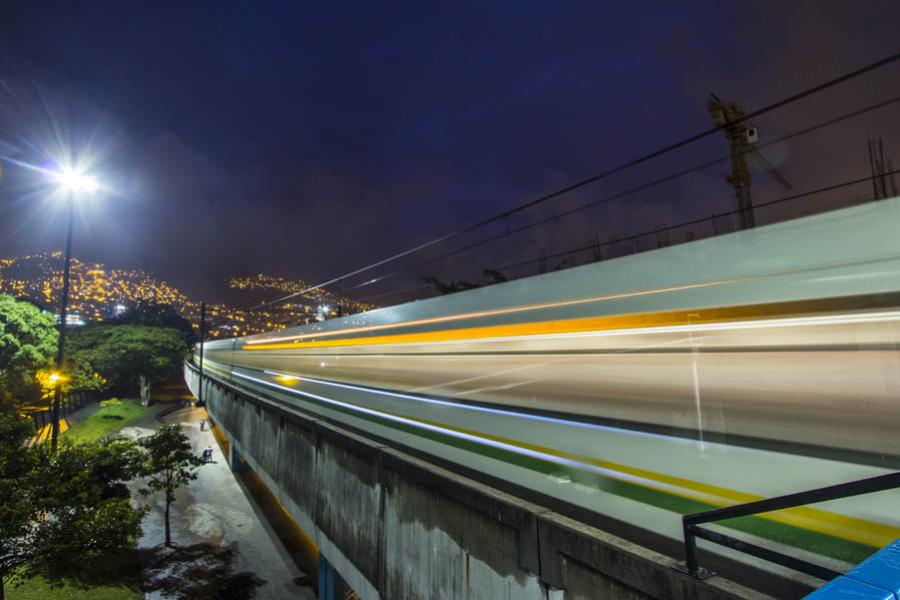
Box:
<box><xmin>251</xmin><ymin>50</ymin><xmax>900</xmax><ymax>311</ymax></box>
<box><xmin>357</xmin><ymin>167</ymin><xmax>900</xmax><ymax>304</ymax></box>
<box><xmin>410</xmin><ymin>92</ymin><xmax>900</xmax><ymax>271</ymax></box>
<box><xmin>347</xmin><ymin>92</ymin><xmax>900</xmax><ymax>296</ymax></box>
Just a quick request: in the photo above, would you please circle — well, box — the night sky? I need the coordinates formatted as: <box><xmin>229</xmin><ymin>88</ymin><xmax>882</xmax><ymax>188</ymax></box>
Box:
<box><xmin>0</xmin><ymin>1</ymin><xmax>899</xmax><ymax>304</ymax></box>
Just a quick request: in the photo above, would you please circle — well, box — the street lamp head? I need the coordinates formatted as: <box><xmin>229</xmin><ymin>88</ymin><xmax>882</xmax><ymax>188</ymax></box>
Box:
<box><xmin>47</xmin><ymin>372</ymin><xmax>68</xmax><ymax>386</ymax></box>
<box><xmin>55</xmin><ymin>166</ymin><xmax>98</xmax><ymax>195</ymax></box>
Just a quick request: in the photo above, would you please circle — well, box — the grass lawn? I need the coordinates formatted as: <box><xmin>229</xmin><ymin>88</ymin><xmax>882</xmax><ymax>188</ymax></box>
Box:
<box><xmin>5</xmin><ymin>548</ymin><xmax>143</xmax><ymax>600</ymax></box>
<box><xmin>62</xmin><ymin>398</ymin><xmax>153</xmax><ymax>443</ymax></box>
<box><xmin>6</xmin><ymin>574</ymin><xmax>143</xmax><ymax>600</ymax></box>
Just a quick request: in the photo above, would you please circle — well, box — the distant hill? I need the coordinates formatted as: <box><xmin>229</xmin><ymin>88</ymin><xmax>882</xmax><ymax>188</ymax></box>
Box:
<box><xmin>0</xmin><ymin>253</ymin><xmax>372</xmax><ymax>337</ymax></box>
<box><xmin>228</xmin><ymin>273</ymin><xmax>373</xmax><ymax>314</ymax></box>
<box><xmin>0</xmin><ymin>252</ymin><xmax>192</xmax><ymax>321</ymax></box>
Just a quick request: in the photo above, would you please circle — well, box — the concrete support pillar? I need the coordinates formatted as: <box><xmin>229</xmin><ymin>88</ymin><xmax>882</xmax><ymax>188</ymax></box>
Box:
<box><xmin>229</xmin><ymin>443</ymin><xmax>245</xmax><ymax>472</ymax></box>
<box><xmin>318</xmin><ymin>554</ymin><xmax>335</xmax><ymax>600</ymax></box>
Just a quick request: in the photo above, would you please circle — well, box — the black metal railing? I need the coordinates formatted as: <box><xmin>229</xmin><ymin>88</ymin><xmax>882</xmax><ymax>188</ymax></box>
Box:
<box><xmin>679</xmin><ymin>470</ymin><xmax>900</xmax><ymax>580</ymax></box>
<box><xmin>28</xmin><ymin>390</ymin><xmax>97</xmax><ymax>434</ymax></box>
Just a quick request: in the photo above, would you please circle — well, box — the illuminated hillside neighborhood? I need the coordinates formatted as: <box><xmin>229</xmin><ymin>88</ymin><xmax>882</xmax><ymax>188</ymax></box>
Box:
<box><xmin>0</xmin><ymin>252</ymin><xmax>372</xmax><ymax>337</ymax></box>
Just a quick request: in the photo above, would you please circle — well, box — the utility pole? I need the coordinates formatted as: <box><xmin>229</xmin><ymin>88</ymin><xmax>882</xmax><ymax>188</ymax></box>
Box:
<box><xmin>50</xmin><ymin>200</ymin><xmax>75</xmax><ymax>452</ymax></box>
<box><xmin>868</xmin><ymin>138</ymin><xmax>899</xmax><ymax>200</ymax></box>
<box><xmin>197</xmin><ymin>302</ymin><xmax>206</xmax><ymax>407</ymax></box>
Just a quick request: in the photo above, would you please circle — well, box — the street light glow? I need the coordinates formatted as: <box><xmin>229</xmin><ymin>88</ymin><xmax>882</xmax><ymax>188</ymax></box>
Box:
<box><xmin>55</xmin><ymin>167</ymin><xmax>98</xmax><ymax>195</ymax></box>
<box><xmin>47</xmin><ymin>372</ymin><xmax>67</xmax><ymax>386</ymax></box>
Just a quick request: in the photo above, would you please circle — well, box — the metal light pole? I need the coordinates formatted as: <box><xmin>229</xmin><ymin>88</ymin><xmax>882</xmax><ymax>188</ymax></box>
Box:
<box><xmin>50</xmin><ymin>199</ymin><xmax>75</xmax><ymax>451</ymax></box>
<box><xmin>46</xmin><ymin>166</ymin><xmax>97</xmax><ymax>451</ymax></box>
<box><xmin>197</xmin><ymin>302</ymin><xmax>206</xmax><ymax>407</ymax></box>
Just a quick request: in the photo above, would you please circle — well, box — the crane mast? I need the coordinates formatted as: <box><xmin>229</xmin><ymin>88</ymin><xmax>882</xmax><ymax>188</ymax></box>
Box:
<box><xmin>708</xmin><ymin>93</ymin><xmax>755</xmax><ymax>229</ymax></box>
<box><xmin>708</xmin><ymin>93</ymin><xmax>792</xmax><ymax>231</ymax></box>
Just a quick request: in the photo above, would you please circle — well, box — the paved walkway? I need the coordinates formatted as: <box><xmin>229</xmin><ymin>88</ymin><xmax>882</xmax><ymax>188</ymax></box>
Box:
<box><xmin>123</xmin><ymin>406</ymin><xmax>315</xmax><ymax>600</ymax></box>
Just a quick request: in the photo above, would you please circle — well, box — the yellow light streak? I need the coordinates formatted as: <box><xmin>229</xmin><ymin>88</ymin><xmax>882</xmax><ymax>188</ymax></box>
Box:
<box><xmin>244</xmin><ymin>296</ymin><xmax>900</xmax><ymax>352</ymax></box>
<box><xmin>246</xmin><ymin>278</ymin><xmax>736</xmax><ymax>346</ymax></box>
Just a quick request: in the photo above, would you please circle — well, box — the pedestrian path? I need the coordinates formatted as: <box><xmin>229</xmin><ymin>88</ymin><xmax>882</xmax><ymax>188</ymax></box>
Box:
<box><xmin>133</xmin><ymin>405</ymin><xmax>315</xmax><ymax>600</ymax></box>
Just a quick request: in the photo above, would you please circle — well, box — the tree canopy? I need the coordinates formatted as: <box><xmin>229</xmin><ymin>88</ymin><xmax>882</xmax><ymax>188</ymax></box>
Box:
<box><xmin>0</xmin><ymin>414</ymin><xmax>145</xmax><ymax>598</ymax></box>
<box><xmin>108</xmin><ymin>302</ymin><xmax>197</xmax><ymax>346</ymax></box>
<box><xmin>421</xmin><ymin>268</ymin><xmax>507</xmax><ymax>295</ymax></box>
<box><xmin>0</xmin><ymin>294</ymin><xmax>57</xmax><ymax>410</ymax></box>
<box><xmin>68</xmin><ymin>325</ymin><xmax>187</xmax><ymax>405</ymax></box>
<box><xmin>0</xmin><ymin>414</ymin><xmax>40</xmax><ymax>595</ymax></box>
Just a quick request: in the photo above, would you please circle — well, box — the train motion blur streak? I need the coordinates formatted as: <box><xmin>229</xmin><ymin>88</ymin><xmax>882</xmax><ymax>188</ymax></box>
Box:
<box><xmin>212</xmin><ymin>302</ymin><xmax>900</xmax><ymax>457</ymax></box>
<box><xmin>199</xmin><ymin>197</ymin><xmax>900</xmax><ymax>573</ymax></box>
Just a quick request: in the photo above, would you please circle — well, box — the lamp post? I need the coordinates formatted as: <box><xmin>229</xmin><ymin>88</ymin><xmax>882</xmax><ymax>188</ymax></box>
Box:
<box><xmin>49</xmin><ymin>167</ymin><xmax>97</xmax><ymax>451</ymax></box>
<box><xmin>197</xmin><ymin>302</ymin><xmax>206</xmax><ymax>408</ymax></box>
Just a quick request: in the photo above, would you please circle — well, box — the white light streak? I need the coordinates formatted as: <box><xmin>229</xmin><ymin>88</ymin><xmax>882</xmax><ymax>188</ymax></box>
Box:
<box><xmin>231</xmin><ymin>370</ymin><xmax>716</xmax><ymax>500</ymax></box>
<box><xmin>256</xmin><ymin>368</ymin><xmax>684</xmax><ymax>443</ymax></box>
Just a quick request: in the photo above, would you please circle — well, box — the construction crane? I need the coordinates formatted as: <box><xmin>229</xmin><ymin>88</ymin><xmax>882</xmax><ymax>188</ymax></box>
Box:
<box><xmin>708</xmin><ymin>93</ymin><xmax>792</xmax><ymax>230</ymax></box>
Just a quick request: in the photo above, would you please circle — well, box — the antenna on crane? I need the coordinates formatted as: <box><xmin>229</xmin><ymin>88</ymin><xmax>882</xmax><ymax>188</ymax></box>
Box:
<box><xmin>708</xmin><ymin>93</ymin><xmax>792</xmax><ymax>230</ymax></box>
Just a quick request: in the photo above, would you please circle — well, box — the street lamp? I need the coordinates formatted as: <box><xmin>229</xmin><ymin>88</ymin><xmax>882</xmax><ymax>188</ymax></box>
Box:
<box><xmin>55</xmin><ymin>167</ymin><xmax>98</xmax><ymax>195</ymax></box>
<box><xmin>49</xmin><ymin>166</ymin><xmax>98</xmax><ymax>451</ymax></box>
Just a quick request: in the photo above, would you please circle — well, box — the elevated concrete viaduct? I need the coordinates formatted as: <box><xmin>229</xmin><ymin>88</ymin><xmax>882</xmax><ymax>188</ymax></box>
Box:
<box><xmin>185</xmin><ymin>362</ymin><xmax>767</xmax><ymax>600</ymax></box>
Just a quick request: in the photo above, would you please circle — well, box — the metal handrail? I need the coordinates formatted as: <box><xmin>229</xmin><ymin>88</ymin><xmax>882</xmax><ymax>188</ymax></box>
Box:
<box><xmin>679</xmin><ymin>470</ymin><xmax>900</xmax><ymax>580</ymax></box>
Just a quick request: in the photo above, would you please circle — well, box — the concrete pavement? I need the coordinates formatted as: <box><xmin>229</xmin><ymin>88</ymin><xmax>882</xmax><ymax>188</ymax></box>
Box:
<box><xmin>123</xmin><ymin>405</ymin><xmax>315</xmax><ymax>600</ymax></box>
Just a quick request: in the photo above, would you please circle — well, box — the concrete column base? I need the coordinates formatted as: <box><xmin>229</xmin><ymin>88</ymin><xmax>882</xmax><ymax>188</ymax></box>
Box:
<box><xmin>318</xmin><ymin>554</ymin><xmax>335</xmax><ymax>600</ymax></box>
<box><xmin>229</xmin><ymin>443</ymin><xmax>245</xmax><ymax>472</ymax></box>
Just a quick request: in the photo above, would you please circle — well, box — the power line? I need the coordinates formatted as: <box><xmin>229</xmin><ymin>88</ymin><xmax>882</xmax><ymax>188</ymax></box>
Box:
<box><xmin>361</xmin><ymin>168</ymin><xmax>900</xmax><ymax>303</ymax></box>
<box><xmin>253</xmin><ymin>50</ymin><xmax>900</xmax><ymax>310</ymax></box>
<box><xmin>349</xmin><ymin>92</ymin><xmax>900</xmax><ymax>295</ymax></box>
<box><xmin>410</xmin><ymin>93</ymin><xmax>900</xmax><ymax>270</ymax></box>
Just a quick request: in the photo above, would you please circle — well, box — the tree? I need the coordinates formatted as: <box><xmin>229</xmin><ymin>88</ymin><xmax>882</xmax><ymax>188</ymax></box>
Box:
<box><xmin>421</xmin><ymin>268</ymin><xmax>507</xmax><ymax>295</ymax></box>
<box><xmin>0</xmin><ymin>414</ymin><xmax>145</xmax><ymax>599</ymax></box>
<box><xmin>0</xmin><ymin>414</ymin><xmax>40</xmax><ymax>599</ymax></box>
<box><xmin>421</xmin><ymin>276</ymin><xmax>480</xmax><ymax>294</ymax></box>
<box><xmin>0</xmin><ymin>294</ymin><xmax>57</xmax><ymax>411</ymax></box>
<box><xmin>482</xmin><ymin>269</ymin><xmax>507</xmax><ymax>284</ymax></box>
<box><xmin>68</xmin><ymin>325</ymin><xmax>186</xmax><ymax>406</ymax></box>
<box><xmin>138</xmin><ymin>425</ymin><xmax>205</xmax><ymax>547</ymax></box>
<box><xmin>27</xmin><ymin>440</ymin><xmax>146</xmax><ymax>582</ymax></box>
<box><xmin>109</xmin><ymin>301</ymin><xmax>197</xmax><ymax>346</ymax></box>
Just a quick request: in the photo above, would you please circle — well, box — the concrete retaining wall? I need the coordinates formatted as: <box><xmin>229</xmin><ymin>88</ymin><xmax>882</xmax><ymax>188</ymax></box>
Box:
<box><xmin>185</xmin><ymin>363</ymin><xmax>765</xmax><ymax>600</ymax></box>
